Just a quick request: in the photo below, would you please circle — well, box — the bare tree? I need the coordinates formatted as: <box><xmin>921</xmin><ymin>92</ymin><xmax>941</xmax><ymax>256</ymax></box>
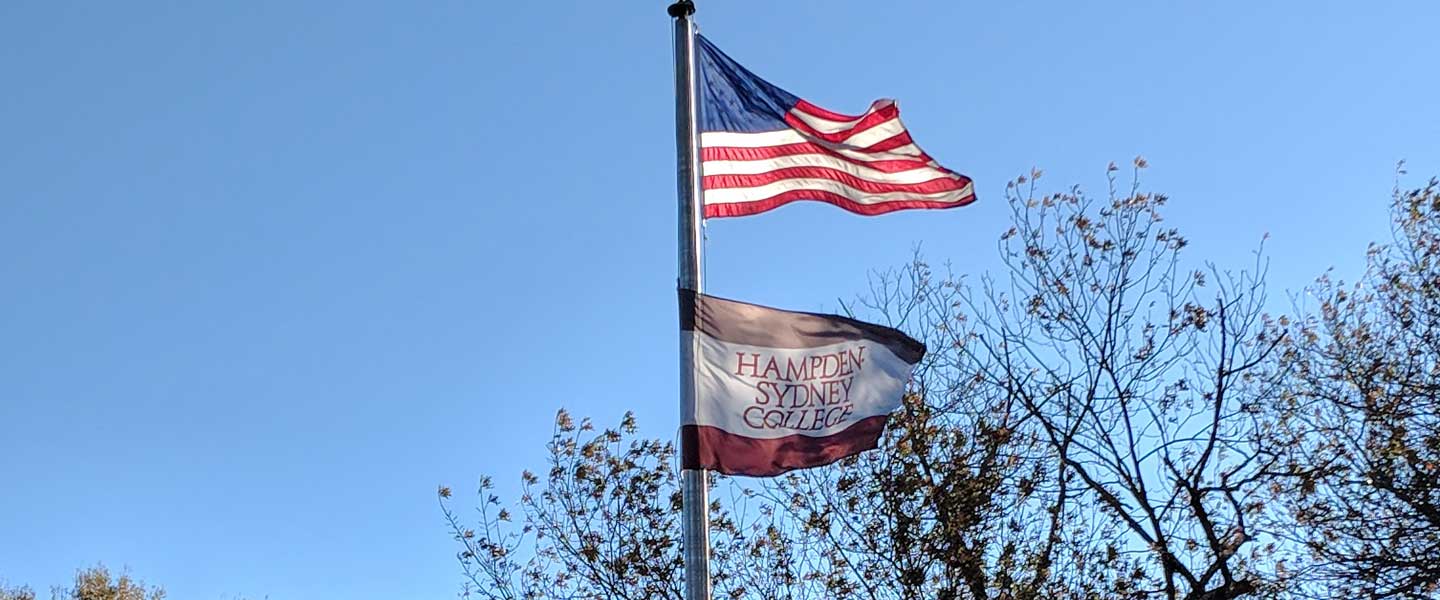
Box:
<box><xmin>441</xmin><ymin>379</ymin><xmax>1134</xmax><ymax>599</ymax></box>
<box><xmin>0</xmin><ymin>582</ymin><xmax>36</xmax><ymax>600</ymax></box>
<box><xmin>50</xmin><ymin>566</ymin><xmax>165</xmax><ymax>600</ymax></box>
<box><xmin>2</xmin><ymin>565</ymin><xmax>264</xmax><ymax>600</ymax></box>
<box><xmin>1273</xmin><ymin>176</ymin><xmax>1440</xmax><ymax>599</ymax></box>
<box><xmin>967</xmin><ymin>161</ymin><xmax>1290</xmax><ymax>600</ymax></box>
<box><xmin>439</xmin><ymin>411</ymin><xmax>819</xmax><ymax>600</ymax></box>
<box><xmin>756</xmin><ymin>255</ymin><xmax>1145</xmax><ymax>600</ymax></box>
<box><xmin>441</xmin><ymin>163</ymin><xmax>1305</xmax><ymax>600</ymax></box>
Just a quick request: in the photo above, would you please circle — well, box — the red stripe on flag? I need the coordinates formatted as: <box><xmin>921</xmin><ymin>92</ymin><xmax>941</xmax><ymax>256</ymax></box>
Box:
<box><xmin>702</xmin><ymin>142</ymin><xmax>937</xmax><ymax>174</ymax></box>
<box><xmin>680</xmin><ymin>416</ymin><xmax>891</xmax><ymax>477</ymax></box>
<box><xmin>860</xmin><ymin>131</ymin><xmax>929</xmax><ymax>157</ymax></box>
<box><xmin>792</xmin><ymin>99</ymin><xmax>865</xmax><ymax>122</ymax></box>
<box><xmin>704</xmin><ymin>166</ymin><xmax>969</xmax><ymax>195</ymax></box>
<box><xmin>703</xmin><ymin>187</ymin><xmax>976</xmax><ymax>218</ymax></box>
<box><xmin>783</xmin><ymin>105</ymin><xmax>900</xmax><ymax>144</ymax></box>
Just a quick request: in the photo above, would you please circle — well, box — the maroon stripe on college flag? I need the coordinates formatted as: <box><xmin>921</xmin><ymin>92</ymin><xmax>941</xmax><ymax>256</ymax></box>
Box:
<box><xmin>680</xmin><ymin>417</ymin><xmax>889</xmax><ymax>477</ymax></box>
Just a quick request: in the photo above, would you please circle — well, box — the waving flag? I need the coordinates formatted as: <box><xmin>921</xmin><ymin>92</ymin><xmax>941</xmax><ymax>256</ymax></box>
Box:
<box><xmin>680</xmin><ymin>290</ymin><xmax>925</xmax><ymax>477</ymax></box>
<box><xmin>697</xmin><ymin>35</ymin><xmax>975</xmax><ymax>218</ymax></box>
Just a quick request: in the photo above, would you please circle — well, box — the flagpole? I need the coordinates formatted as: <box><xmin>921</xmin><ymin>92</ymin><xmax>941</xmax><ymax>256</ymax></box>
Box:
<box><xmin>670</xmin><ymin>1</ymin><xmax>711</xmax><ymax>599</ymax></box>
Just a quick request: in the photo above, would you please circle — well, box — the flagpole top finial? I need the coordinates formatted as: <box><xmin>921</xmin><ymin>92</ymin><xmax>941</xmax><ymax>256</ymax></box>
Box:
<box><xmin>667</xmin><ymin>0</ymin><xmax>695</xmax><ymax>18</ymax></box>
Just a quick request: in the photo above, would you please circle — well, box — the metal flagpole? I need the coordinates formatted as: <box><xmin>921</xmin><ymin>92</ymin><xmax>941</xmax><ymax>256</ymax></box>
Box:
<box><xmin>669</xmin><ymin>1</ymin><xmax>710</xmax><ymax>599</ymax></box>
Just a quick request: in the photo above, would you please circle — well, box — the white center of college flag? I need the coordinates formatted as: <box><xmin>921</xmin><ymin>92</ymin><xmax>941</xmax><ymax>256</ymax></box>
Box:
<box><xmin>680</xmin><ymin>290</ymin><xmax>926</xmax><ymax>477</ymax></box>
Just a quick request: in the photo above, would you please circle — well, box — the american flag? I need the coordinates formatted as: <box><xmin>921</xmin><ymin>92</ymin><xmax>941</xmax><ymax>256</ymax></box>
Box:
<box><xmin>696</xmin><ymin>34</ymin><xmax>975</xmax><ymax>218</ymax></box>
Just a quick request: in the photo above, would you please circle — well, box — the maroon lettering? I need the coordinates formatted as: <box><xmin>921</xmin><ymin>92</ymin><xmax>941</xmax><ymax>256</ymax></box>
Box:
<box><xmin>753</xmin><ymin>381</ymin><xmax>776</xmax><ymax>405</ymax></box>
<box><xmin>760</xmin><ymin>356</ymin><xmax>781</xmax><ymax>380</ymax></box>
<box><xmin>730</xmin><ymin>344</ymin><xmax>872</xmax><ymax>433</ymax></box>
<box><xmin>784</xmin><ymin>356</ymin><xmax>807</xmax><ymax>381</ymax></box>
<box><xmin>735</xmin><ymin>352</ymin><xmax>761</xmax><ymax>377</ymax></box>
<box><xmin>742</xmin><ymin>406</ymin><xmax>765</xmax><ymax>429</ymax></box>
<box><xmin>848</xmin><ymin>346</ymin><xmax>866</xmax><ymax>371</ymax></box>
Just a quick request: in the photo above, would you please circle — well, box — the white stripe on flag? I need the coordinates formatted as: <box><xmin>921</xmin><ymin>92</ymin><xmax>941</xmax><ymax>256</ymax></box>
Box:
<box><xmin>703</xmin><ymin>153</ymin><xmax>959</xmax><ymax>184</ymax></box>
<box><xmin>701</xmin><ymin>130</ymin><xmax>927</xmax><ymax>161</ymax></box>
<box><xmin>793</xmin><ymin>114</ymin><xmax>909</xmax><ymax>149</ymax></box>
<box><xmin>704</xmin><ymin>179</ymin><xmax>975</xmax><ymax>206</ymax></box>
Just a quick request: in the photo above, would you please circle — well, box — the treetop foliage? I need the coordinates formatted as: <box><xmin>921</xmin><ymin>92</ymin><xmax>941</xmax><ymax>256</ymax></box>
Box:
<box><xmin>442</xmin><ymin>163</ymin><xmax>1440</xmax><ymax>600</ymax></box>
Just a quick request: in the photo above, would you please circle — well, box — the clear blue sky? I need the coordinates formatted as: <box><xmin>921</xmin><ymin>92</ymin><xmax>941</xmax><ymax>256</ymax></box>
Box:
<box><xmin>2</xmin><ymin>1</ymin><xmax>1437</xmax><ymax>598</ymax></box>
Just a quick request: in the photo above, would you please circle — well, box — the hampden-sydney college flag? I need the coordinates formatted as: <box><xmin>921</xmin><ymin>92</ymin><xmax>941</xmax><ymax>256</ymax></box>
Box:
<box><xmin>681</xmin><ymin>290</ymin><xmax>926</xmax><ymax>477</ymax></box>
<box><xmin>697</xmin><ymin>34</ymin><xmax>976</xmax><ymax>218</ymax></box>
